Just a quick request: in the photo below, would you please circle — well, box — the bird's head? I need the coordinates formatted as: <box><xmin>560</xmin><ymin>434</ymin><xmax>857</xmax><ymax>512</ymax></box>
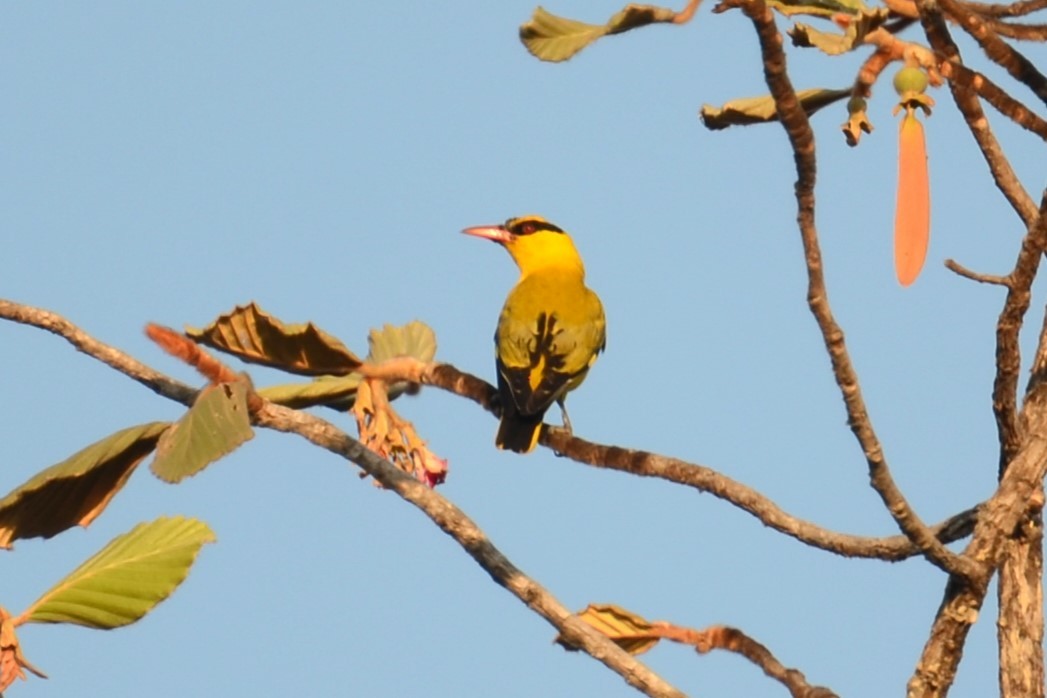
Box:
<box><xmin>462</xmin><ymin>215</ymin><xmax>584</xmax><ymax>277</ymax></box>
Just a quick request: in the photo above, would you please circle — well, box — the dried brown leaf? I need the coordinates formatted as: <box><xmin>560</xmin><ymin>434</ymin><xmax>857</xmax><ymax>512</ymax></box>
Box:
<box><xmin>186</xmin><ymin>302</ymin><xmax>362</xmax><ymax>376</ymax></box>
<box><xmin>0</xmin><ymin>608</ymin><xmax>46</xmax><ymax>692</ymax></box>
<box><xmin>559</xmin><ymin>603</ymin><xmax>660</xmax><ymax>655</ymax></box>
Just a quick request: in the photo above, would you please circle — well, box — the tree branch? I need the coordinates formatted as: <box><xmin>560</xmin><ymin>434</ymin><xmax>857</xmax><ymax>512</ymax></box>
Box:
<box><xmin>910</xmin><ymin>301</ymin><xmax>1047</xmax><ymax>696</ymax></box>
<box><xmin>251</xmin><ymin>403</ymin><xmax>688</xmax><ymax>698</ymax></box>
<box><xmin>1</xmin><ymin>298</ymin><xmax>983</xmax><ymax>566</ymax></box>
<box><xmin>917</xmin><ymin>0</ymin><xmax>1042</xmax><ymax>227</ymax></box>
<box><xmin>939</xmin><ymin>0</ymin><xmax>1047</xmax><ymax>105</ymax></box>
<box><xmin>991</xmin><ymin>192</ymin><xmax>1047</xmax><ymax>473</ymax></box>
<box><xmin>0</xmin><ymin>299</ymin><xmax>685</xmax><ymax>698</ymax></box>
<box><xmin>956</xmin><ymin>0</ymin><xmax>1047</xmax><ymax>17</ymax></box>
<box><xmin>715</xmin><ymin>0</ymin><xmax>979</xmax><ymax>581</ymax></box>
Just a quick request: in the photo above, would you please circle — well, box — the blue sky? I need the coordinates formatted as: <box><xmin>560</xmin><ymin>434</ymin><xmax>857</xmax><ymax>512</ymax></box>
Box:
<box><xmin>2</xmin><ymin>2</ymin><xmax>1045</xmax><ymax>696</ymax></box>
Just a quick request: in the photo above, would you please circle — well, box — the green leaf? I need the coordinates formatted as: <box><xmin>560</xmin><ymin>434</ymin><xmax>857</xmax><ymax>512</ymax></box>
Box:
<box><xmin>367</xmin><ymin>321</ymin><xmax>437</xmax><ymax>363</ymax></box>
<box><xmin>23</xmin><ymin>516</ymin><xmax>216</xmax><ymax>629</ymax></box>
<box><xmin>700</xmin><ymin>87</ymin><xmax>850</xmax><ymax>129</ymax></box>
<box><xmin>258</xmin><ymin>374</ymin><xmax>364</xmax><ymax>410</ymax></box>
<box><xmin>186</xmin><ymin>302</ymin><xmax>362</xmax><ymax>376</ymax></box>
<box><xmin>0</xmin><ymin>423</ymin><xmax>169</xmax><ymax>549</ymax></box>
<box><xmin>151</xmin><ymin>382</ymin><xmax>254</xmax><ymax>483</ymax></box>
<box><xmin>520</xmin><ymin>5</ymin><xmax>678</xmax><ymax>62</ymax></box>
<box><xmin>789</xmin><ymin>8</ymin><xmax>889</xmax><ymax>54</ymax></box>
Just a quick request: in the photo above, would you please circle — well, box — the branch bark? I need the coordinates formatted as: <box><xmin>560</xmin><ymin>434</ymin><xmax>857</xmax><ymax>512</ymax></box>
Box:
<box><xmin>916</xmin><ymin>0</ymin><xmax>1041</xmax><ymax>227</ymax></box>
<box><xmin>715</xmin><ymin>0</ymin><xmax>979</xmax><ymax>580</ymax></box>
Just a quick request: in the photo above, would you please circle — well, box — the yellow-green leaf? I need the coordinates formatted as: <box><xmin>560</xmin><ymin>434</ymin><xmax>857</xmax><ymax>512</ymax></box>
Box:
<box><xmin>23</xmin><ymin>516</ymin><xmax>216</xmax><ymax>629</ymax></box>
<box><xmin>367</xmin><ymin>321</ymin><xmax>437</xmax><ymax>363</ymax></box>
<box><xmin>258</xmin><ymin>374</ymin><xmax>364</xmax><ymax>410</ymax></box>
<box><xmin>789</xmin><ymin>8</ymin><xmax>888</xmax><ymax>54</ymax></box>
<box><xmin>0</xmin><ymin>423</ymin><xmax>169</xmax><ymax>549</ymax></box>
<box><xmin>701</xmin><ymin>88</ymin><xmax>850</xmax><ymax>129</ymax></box>
<box><xmin>368</xmin><ymin>321</ymin><xmax>438</xmax><ymax>400</ymax></box>
<box><xmin>559</xmin><ymin>603</ymin><xmax>660</xmax><ymax>655</ymax></box>
<box><xmin>151</xmin><ymin>382</ymin><xmax>254</xmax><ymax>483</ymax></box>
<box><xmin>520</xmin><ymin>5</ymin><xmax>677</xmax><ymax>62</ymax></box>
<box><xmin>186</xmin><ymin>302</ymin><xmax>362</xmax><ymax>376</ymax></box>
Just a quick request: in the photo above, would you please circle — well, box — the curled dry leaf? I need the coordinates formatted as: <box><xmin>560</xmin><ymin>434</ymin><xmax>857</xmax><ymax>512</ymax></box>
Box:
<box><xmin>352</xmin><ymin>380</ymin><xmax>448</xmax><ymax>487</ymax></box>
<box><xmin>186</xmin><ymin>302</ymin><xmax>362</xmax><ymax>376</ymax></box>
<box><xmin>0</xmin><ymin>607</ymin><xmax>46</xmax><ymax>692</ymax></box>
<box><xmin>560</xmin><ymin>603</ymin><xmax>660</xmax><ymax>655</ymax></box>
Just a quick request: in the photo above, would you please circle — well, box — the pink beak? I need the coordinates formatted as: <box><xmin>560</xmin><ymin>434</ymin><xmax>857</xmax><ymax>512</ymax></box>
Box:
<box><xmin>462</xmin><ymin>224</ymin><xmax>513</xmax><ymax>244</ymax></box>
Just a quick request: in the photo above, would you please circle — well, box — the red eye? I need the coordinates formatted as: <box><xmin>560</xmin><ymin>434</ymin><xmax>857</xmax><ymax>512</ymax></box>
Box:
<box><xmin>522</xmin><ymin>223</ymin><xmax>534</xmax><ymax>234</ymax></box>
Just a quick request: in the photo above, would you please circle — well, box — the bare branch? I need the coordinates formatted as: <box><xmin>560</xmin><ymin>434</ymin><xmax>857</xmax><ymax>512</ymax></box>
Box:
<box><xmin>956</xmin><ymin>0</ymin><xmax>1047</xmax><ymax>18</ymax></box>
<box><xmin>981</xmin><ymin>19</ymin><xmax>1047</xmax><ymax>41</ymax></box>
<box><xmin>545</xmin><ymin>428</ymin><xmax>983</xmax><ymax>561</ymax></box>
<box><xmin>939</xmin><ymin>0</ymin><xmax>1047</xmax><ymax>104</ymax></box>
<box><xmin>714</xmin><ymin>0</ymin><xmax>979</xmax><ymax>580</ymax></box>
<box><xmin>911</xmin><ymin>301</ymin><xmax>1047</xmax><ymax>696</ymax></box>
<box><xmin>992</xmin><ymin>193</ymin><xmax>1047</xmax><ymax>472</ymax></box>
<box><xmin>691</xmin><ymin>626</ymin><xmax>839</xmax><ymax>698</ymax></box>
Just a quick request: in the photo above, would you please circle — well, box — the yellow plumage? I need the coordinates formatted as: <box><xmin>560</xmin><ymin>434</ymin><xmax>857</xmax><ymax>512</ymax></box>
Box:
<box><xmin>463</xmin><ymin>215</ymin><xmax>606</xmax><ymax>453</ymax></box>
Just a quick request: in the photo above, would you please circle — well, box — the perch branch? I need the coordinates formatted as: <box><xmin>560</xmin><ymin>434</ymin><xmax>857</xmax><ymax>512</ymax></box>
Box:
<box><xmin>0</xmin><ymin>299</ymin><xmax>983</xmax><ymax>564</ymax></box>
<box><xmin>0</xmin><ymin>299</ymin><xmax>684</xmax><ymax>698</ymax></box>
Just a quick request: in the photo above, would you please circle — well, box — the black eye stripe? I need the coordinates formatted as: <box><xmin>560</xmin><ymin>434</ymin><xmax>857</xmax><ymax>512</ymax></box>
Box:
<box><xmin>506</xmin><ymin>218</ymin><xmax>564</xmax><ymax>236</ymax></box>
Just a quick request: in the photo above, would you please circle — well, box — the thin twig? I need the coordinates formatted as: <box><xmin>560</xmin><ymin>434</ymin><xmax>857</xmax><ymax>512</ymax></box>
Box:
<box><xmin>717</xmin><ymin>0</ymin><xmax>979</xmax><ymax>581</ymax></box>
<box><xmin>956</xmin><ymin>0</ymin><xmax>1047</xmax><ymax>18</ymax></box>
<box><xmin>939</xmin><ymin>0</ymin><xmax>1047</xmax><ymax>104</ymax></box>
<box><xmin>917</xmin><ymin>0</ymin><xmax>1042</xmax><ymax>227</ymax></box>
<box><xmin>944</xmin><ymin>258</ymin><xmax>1012</xmax><ymax>285</ymax></box>
<box><xmin>982</xmin><ymin>19</ymin><xmax>1047</xmax><ymax>41</ymax></box>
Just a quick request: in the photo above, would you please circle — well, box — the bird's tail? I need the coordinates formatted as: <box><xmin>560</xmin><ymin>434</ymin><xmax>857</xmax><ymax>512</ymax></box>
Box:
<box><xmin>495</xmin><ymin>409</ymin><xmax>545</xmax><ymax>453</ymax></box>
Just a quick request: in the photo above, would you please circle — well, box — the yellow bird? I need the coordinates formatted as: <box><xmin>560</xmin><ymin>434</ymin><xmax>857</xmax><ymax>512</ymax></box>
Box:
<box><xmin>462</xmin><ymin>215</ymin><xmax>606</xmax><ymax>453</ymax></box>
